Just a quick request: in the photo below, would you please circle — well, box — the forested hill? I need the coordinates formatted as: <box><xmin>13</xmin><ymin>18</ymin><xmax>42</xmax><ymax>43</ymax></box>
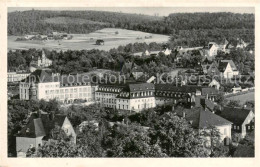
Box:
<box><xmin>8</xmin><ymin>10</ymin><xmax>162</xmax><ymax>35</ymax></box>
<box><xmin>8</xmin><ymin>10</ymin><xmax>254</xmax><ymax>36</ymax></box>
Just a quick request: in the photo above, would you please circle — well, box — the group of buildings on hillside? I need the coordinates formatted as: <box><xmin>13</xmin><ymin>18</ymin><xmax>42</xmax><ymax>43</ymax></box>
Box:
<box><xmin>15</xmin><ymin>65</ymin><xmax>255</xmax><ymax>155</ymax></box>
<box><xmin>133</xmin><ymin>38</ymin><xmax>253</xmax><ymax>60</ymax></box>
<box><xmin>11</xmin><ymin>37</ymin><xmax>255</xmax><ymax>157</ymax></box>
<box><xmin>17</xmin><ymin>31</ymin><xmax>72</xmax><ymax>41</ymax></box>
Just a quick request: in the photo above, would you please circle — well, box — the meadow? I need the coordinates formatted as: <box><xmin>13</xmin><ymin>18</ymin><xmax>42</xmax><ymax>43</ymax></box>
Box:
<box><xmin>8</xmin><ymin>28</ymin><xmax>169</xmax><ymax>51</ymax></box>
<box><xmin>226</xmin><ymin>91</ymin><xmax>255</xmax><ymax>104</ymax></box>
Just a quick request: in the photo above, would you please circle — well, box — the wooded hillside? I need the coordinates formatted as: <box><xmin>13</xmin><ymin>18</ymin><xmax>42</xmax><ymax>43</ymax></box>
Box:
<box><xmin>8</xmin><ymin>10</ymin><xmax>254</xmax><ymax>36</ymax></box>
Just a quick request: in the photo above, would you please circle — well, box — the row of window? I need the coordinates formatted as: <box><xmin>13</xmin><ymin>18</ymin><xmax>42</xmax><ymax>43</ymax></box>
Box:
<box><xmin>46</xmin><ymin>93</ymin><xmax>91</xmax><ymax>99</ymax></box>
<box><xmin>98</xmin><ymin>87</ymin><xmax>121</xmax><ymax>92</ymax></box>
<box><xmin>45</xmin><ymin>87</ymin><xmax>91</xmax><ymax>95</ymax></box>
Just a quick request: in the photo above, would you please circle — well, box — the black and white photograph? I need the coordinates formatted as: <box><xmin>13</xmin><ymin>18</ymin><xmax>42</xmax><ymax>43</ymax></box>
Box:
<box><xmin>1</xmin><ymin>1</ymin><xmax>259</xmax><ymax>165</ymax></box>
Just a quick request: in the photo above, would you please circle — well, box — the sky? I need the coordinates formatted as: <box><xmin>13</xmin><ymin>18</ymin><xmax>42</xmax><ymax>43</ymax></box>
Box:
<box><xmin>8</xmin><ymin>7</ymin><xmax>254</xmax><ymax>16</ymax></box>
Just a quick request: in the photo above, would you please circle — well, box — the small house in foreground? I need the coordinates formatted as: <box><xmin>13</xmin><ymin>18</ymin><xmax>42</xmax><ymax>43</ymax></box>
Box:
<box><xmin>16</xmin><ymin>111</ymin><xmax>76</xmax><ymax>157</ymax></box>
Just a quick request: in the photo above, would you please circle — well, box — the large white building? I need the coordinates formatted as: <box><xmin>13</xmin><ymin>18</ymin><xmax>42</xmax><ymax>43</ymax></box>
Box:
<box><xmin>95</xmin><ymin>83</ymin><xmax>156</xmax><ymax>112</ymax></box>
<box><xmin>19</xmin><ymin>69</ymin><xmax>96</xmax><ymax>103</ymax></box>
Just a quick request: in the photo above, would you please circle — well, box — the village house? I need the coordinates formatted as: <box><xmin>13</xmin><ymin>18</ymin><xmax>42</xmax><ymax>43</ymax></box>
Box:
<box><xmin>216</xmin><ymin>107</ymin><xmax>255</xmax><ymax>139</ymax></box>
<box><xmin>174</xmin><ymin>98</ymin><xmax>232</xmax><ymax>145</ymax></box>
<box><xmin>16</xmin><ymin>111</ymin><xmax>76</xmax><ymax>157</ymax></box>
<box><xmin>201</xmin><ymin>61</ymin><xmax>220</xmax><ymax>76</ymax></box>
<box><xmin>218</xmin><ymin>60</ymin><xmax>239</xmax><ymax>79</ymax></box>
<box><xmin>203</xmin><ymin>42</ymin><xmax>219</xmax><ymax>58</ymax></box>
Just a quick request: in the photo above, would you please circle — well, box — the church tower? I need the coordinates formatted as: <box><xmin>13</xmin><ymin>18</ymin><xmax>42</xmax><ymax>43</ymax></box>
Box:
<box><xmin>29</xmin><ymin>82</ymin><xmax>37</xmax><ymax>100</ymax></box>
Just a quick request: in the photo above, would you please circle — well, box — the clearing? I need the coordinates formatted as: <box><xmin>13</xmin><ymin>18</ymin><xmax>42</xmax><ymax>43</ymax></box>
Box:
<box><xmin>8</xmin><ymin>28</ymin><xmax>170</xmax><ymax>51</ymax></box>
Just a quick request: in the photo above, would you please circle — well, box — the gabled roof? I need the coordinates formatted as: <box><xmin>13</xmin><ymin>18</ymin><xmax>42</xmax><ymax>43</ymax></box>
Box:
<box><xmin>17</xmin><ymin>111</ymin><xmax>70</xmax><ymax>139</ymax></box>
<box><xmin>17</xmin><ymin>118</ymin><xmax>46</xmax><ymax>138</ymax></box>
<box><xmin>217</xmin><ymin>107</ymin><xmax>253</xmax><ymax>125</ymax></box>
<box><xmin>218</xmin><ymin>62</ymin><xmax>229</xmax><ymax>72</ymax></box>
<box><xmin>176</xmin><ymin>107</ymin><xmax>232</xmax><ymax>129</ymax></box>
<box><xmin>221</xmin><ymin>60</ymin><xmax>237</xmax><ymax>71</ymax></box>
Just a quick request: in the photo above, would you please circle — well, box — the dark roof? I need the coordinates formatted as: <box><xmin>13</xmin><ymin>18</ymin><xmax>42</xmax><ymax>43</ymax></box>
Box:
<box><xmin>17</xmin><ymin>118</ymin><xmax>46</xmax><ymax>138</ymax></box>
<box><xmin>217</xmin><ymin>107</ymin><xmax>253</xmax><ymax>125</ymax></box>
<box><xmin>218</xmin><ymin>62</ymin><xmax>229</xmax><ymax>72</ymax></box>
<box><xmin>22</xmin><ymin>69</ymin><xmax>59</xmax><ymax>83</ymax></box>
<box><xmin>17</xmin><ymin>111</ymin><xmax>69</xmax><ymax>139</ymax></box>
<box><xmin>176</xmin><ymin>107</ymin><xmax>232</xmax><ymax>129</ymax></box>
<box><xmin>155</xmin><ymin>84</ymin><xmax>204</xmax><ymax>93</ymax></box>
<box><xmin>128</xmin><ymin>83</ymin><xmax>154</xmax><ymax>92</ymax></box>
<box><xmin>221</xmin><ymin>60</ymin><xmax>237</xmax><ymax>71</ymax></box>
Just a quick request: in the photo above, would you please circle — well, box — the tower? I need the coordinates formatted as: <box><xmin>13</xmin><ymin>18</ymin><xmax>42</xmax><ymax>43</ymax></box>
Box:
<box><xmin>29</xmin><ymin>82</ymin><xmax>37</xmax><ymax>100</ymax></box>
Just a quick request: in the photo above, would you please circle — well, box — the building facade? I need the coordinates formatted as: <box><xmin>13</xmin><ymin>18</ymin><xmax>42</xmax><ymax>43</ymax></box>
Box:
<box><xmin>19</xmin><ymin>69</ymin><xmax>96</xmax><ymax>103</ymax></box>
<box><xmin>8</xmin><ymin>72</ymin><xmax>30</xmax><ymax>83</ymax></box>
<box><xmin>95</xmin><ymin>83</ymin><xmax>156</xmax><ymax>112</ymax></box>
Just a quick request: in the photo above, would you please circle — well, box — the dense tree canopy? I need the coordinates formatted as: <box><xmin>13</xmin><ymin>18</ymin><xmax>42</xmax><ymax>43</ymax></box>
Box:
<box><xmin>8</xmin><ymin>10</ymin><xmax>254</xmax><ymax>39</ymax></box>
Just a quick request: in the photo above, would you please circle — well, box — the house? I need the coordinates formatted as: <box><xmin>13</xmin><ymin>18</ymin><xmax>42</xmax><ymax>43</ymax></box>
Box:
<box><xmin>218</xmin><ymin>60</ymin><xmax>239</xmax><ymax>79</ymax></box>
<box><xmin>236</xmin><ymin>38</ymin><xmax>248</xmax><ymax>49</ymax></box>
<box><xmin>216</xmin><ymin>107</ymin><xmax>255</xmax><ymax>138</ymax></box>
<box><xmin>16</xmin><ymin>111</ymin><xmax>76</xmax><ymax>157</ymax></box>
<box><xmin>231</xmin><ymin>84</ymin><xmax>242</xmax><ymax>93</ymax></box>
<box><xmin>161</xmin><ymin>48</ymin><xmax>172</xmax><ymax>55</ymax></box>
<box><xmin>217</xmin><ymin>38</ymin><xmax>229</xmax><ymax>52</ymax></box>
<box><xmin>96</xmin><ymin>39</ymin><xmax>104</xmax><ymax>45</ymax></box>
<box><xmin>203</xmin><ymin>42</ymin><xmax>219</xmax><ymax>58</ymax></box>
<box><xmin>174</xmin><ymin>103</ymin><xmax>232</xmax><ymax>144</ymax></box>
<box><xmin>202</xmin><ymin>61</ymin><xmax>220</xmax><ymax>75</ymax></box>
<box><xmin>196</xmin><ymin>77</ymin><xmax>221</xmax><ymax>90</ymax></box>
<box><xmin>208</xmin><ymin>78</ymin><xmax>221</xmax><ymax>90</ymax></box>
<box><xmin>78</xmin><ymin>120</ymin><xmax>99</xmax><ymax>132</ymax></box>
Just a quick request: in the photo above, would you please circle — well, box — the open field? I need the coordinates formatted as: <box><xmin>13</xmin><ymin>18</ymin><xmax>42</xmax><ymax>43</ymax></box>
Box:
<box><xmin>8</xmin><ymin>28</ymin><xmax>170</xmax><ymax>51</ymax></box>
<box><xmin>226</xmin><ymin>92</ymin><xmax>255</xmax><ymax>104</ymax></box>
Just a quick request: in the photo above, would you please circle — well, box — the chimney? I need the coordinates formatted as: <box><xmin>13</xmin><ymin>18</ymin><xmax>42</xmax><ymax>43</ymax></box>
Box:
<box><xmin>200</xmin><ymin>98</ymin><xmax>206</xmax><ymax>110</ymax></box>
<box><xmin>37</xmin><ymin>110</ymin><xmax>41</xmax><ymax>118</ymax></box>
<box><xmin>183</xmin><ymin>112</ymin><xmax>186</xmax><ymax>118</ymax></box>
